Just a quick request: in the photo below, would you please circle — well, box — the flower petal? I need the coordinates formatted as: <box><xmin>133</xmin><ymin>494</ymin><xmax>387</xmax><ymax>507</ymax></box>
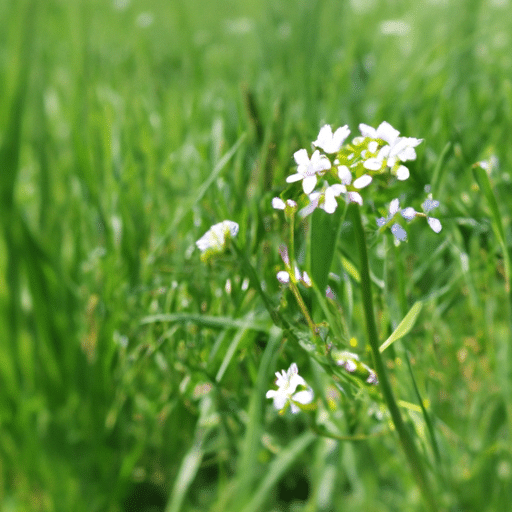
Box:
<box><xmin>302</xmin><ymin>175</ymin><xmax>317</xmax><ymax>194</ymax></box>
<box><xmin>347</xmin><ymin>191</ymin><xmax>363</xmax><ymax>205</ymax></box>
<box><xmin>337</xmin><ymin>165</ymin><xmax>352</xmax><ymax>184</ymax></box>
<box><xmin>323</xmin><ymin>187</ymin><xmax>338</xmax><ymax>213</ymax></box>
<box><xmin>428</xmin><ymin>217</ymin><xmax>442</xmax><ymax>233</ymax></box>
<box><xmin>286</xmin><ymin>173</ymin><xmax>303</xmax><ymax>183</ymax></box>
<box><xmin>359</xmin><ymin>123</ymin><xmax>377</xmax><ymax>138</ymax></box>
<box><xmin>293</xmin><ymin>148</ymin><xmax>309</xmax><ymax>166</ymax></box>
<box><xmin>401</xmin><ymin>207</ymin><xmax>416</xmax><ymax>220</ymax></box>
<box><xmin>272</xmin><ymin>197</ymin><xmax>286</xmax><ymax>209</ymax></box>
<box><xmin>396</xmin><ymin>165</ymin><xmax>410</xmax><ymax>180</ymax></box>
<box><xmin>391</xmin><ymin>223</ymin><xmax>407</xmax><ymax>241</ymax></box>
<box><xmin>388</xmin><ymin>198</ymin><xmax>399</xmax><ymax>216</ymax></box>
<box><xmin>363</xmin><ymin>158</ymin><xmax>382</xmax><ymax>171</ymax></box>
<box><xmin>277</xmin><ymin>271</ymin><xmax>290</xmax><ymax>283</ymax></box>
<box><xmin>353</xmin><ymin>174</ymin><xmax>372</xmax><ymax>189</ymax></box>
<box><xmin>293</xmin><ymin>389</ymin><xmax>314</xmax><ymax>405</ymax></box>
<box><xmin>376</xmin><ymin>121</ymin><xmax>400</xmax><ymax>144</ymax></box>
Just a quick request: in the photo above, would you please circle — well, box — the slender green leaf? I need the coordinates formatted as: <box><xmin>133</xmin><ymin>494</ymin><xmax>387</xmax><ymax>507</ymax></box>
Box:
<box><xmin>379</xmin><ymin>301</ymin><xmax>423</xmax><ymax>353</ymax></box>
<box><xmin>430</xmin><ymin>142</ymin><xmax>452</xmax><ymax>197</ymax></box>
<box><xmin>309</xmin><ymin>207</ymin><xmax>342</xmax><ymax>293</ymax></box>
<box><xmin>140</xmin><ymin>313</ymin><xmax>268</xmax><ymax>332</ymax></box>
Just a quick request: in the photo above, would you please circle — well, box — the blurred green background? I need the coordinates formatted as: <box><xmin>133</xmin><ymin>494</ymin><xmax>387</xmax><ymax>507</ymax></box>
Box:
<box><xmin>1</xmin><ymin>0</ymin><xmax>512</xmax><ymax>510</ymax></box>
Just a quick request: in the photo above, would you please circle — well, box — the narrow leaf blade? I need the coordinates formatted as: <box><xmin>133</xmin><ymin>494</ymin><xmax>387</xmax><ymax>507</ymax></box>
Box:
<box><xmin>379</xmin><ymin>301</ymin><xmax>423</xmax><ymax>353</ymax></box>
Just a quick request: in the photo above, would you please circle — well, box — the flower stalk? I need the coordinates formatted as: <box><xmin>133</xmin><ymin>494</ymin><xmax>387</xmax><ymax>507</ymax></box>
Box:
<box><xmin>351</xmin><ymin>204</ymin><xmax>437</xmax><ymax>512</ymax></box>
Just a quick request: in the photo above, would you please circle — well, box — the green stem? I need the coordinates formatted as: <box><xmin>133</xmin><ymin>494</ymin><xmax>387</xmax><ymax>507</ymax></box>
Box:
<box><xmin>351</xmin><ymin>205</ymin><xmax>437</xmax><ymax>512</ymax></box>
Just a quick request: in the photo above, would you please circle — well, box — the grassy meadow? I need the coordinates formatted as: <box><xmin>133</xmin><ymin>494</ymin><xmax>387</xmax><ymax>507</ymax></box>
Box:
<box><xmin>1</xmin><ymin>0</ymin><xmax>512</xmax><ymax>510</ymax></box>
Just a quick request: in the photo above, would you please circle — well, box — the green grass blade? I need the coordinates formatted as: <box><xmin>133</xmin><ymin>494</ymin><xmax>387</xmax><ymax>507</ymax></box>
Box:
<box><xmin>140</xmin><ymin>313</ymin><xmax>268</xmax><ymax>332</ymax></box>
<box><xmin>165</xmin><ymin>417</ymin><xmax>215</xmax><ymax>512</ymax></box>
<box><xmin>148</xmin><ymin>133</ymin><xmax>246</xmax><ymax>261</ymax></box>
<box><xmin>404</xmin><ymin>353</ymin><xmax>441</xmax><ymax>466</ymax></box>
<box><xmin>240</xmin><ymin>431</ymin><xmax>316</xmax><ymax>512</ymax></box>
<box><xmin>234</xmin><ymin>326</ymin><xmax>282</xmax><ymax>501</ymax></box>
<box><xmin>430</xmin><ymin>141</ymin><xmax>452</xmax><ymax>197</ymax></box>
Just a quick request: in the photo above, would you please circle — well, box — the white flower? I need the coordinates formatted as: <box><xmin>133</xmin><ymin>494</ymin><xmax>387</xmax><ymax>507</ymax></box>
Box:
<box><xmin>266</xmin><ymin>363</ymin><xmax>314</xmax><ymax>414</ymax></box>
<box><xmin>388</xmin><ymin>136</ymin><xmax>423</xmax><ymax>163</ymax></box>
<box><xmin>196</xmin><ymin>220</ymin><xmax>239</xmax><ymax>259</ymax></box>
<box><xmin>286</xmin><ymin>149</ymin><xmax>332</xmax><ymax>194</ymax></box>
<box><xmin>313</xmin><ymin>124</ymin><xmax>350</xmax><ymax>154</ymax></box>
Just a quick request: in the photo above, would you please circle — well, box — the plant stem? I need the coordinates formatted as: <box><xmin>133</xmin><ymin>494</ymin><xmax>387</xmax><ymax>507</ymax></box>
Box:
<box><xmin>351</xmin><ymin>205</ymin><xmax>437</xmax><ymax>512</ymax></box>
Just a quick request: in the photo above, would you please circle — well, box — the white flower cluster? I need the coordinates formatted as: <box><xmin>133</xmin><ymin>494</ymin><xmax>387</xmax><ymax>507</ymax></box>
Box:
<box><xmin>273</xmin><ymin>121</ymin><xmax>442</xmax><ymax>242</ymax></box>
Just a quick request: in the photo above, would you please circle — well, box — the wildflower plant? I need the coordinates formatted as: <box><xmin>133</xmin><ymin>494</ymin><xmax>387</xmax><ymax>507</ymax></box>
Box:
<box><xmin>197</xmin><ymin>121</ymin><xmax>443</xmax><ymax>511</ymax></box>
<box><xmin>267</xmin><ymin>121</ymin><xmax>442</xmax><ymax>511</ymax></box>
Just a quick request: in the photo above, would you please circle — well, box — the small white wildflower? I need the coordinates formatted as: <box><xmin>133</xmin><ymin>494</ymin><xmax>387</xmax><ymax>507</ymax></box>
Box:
<box><xmin>313</xmin><ymin>124</ymin><xmax>351</xmax><ymax>154</ymax></box>
<box><xmin>266</xmin><ymin>363</ymin><xmax>314</xmax><ymax>414</ymax></box>
<box><xmin>360</xmin><ymin>122</ymin><xmax>422</xmax><ymax>177</ymax></box>
<box><xmin>388</xmin><ymin>136</ymin><xmax>423</xmax><ymax>162</ymax></box>
<box><xmin>196</xmin><ymin>220</ymin><xmax>239</xmax><ymax>260</ymax></box>
<box><xmin>475</xmin><ymin>155</ymin><xmax>498</xmax><ymax>175</ymax></box>
<box><xmin>287</xmin><ymin>149</ymin><xmax>331</xmax><ymax>194</ymax></box>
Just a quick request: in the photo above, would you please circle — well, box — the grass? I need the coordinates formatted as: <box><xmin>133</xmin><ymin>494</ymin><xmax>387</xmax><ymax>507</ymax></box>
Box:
<box><xmin>1</xmin><ymin>0</ymin><xmax>512</xmax><ymax>510</ymax></box>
